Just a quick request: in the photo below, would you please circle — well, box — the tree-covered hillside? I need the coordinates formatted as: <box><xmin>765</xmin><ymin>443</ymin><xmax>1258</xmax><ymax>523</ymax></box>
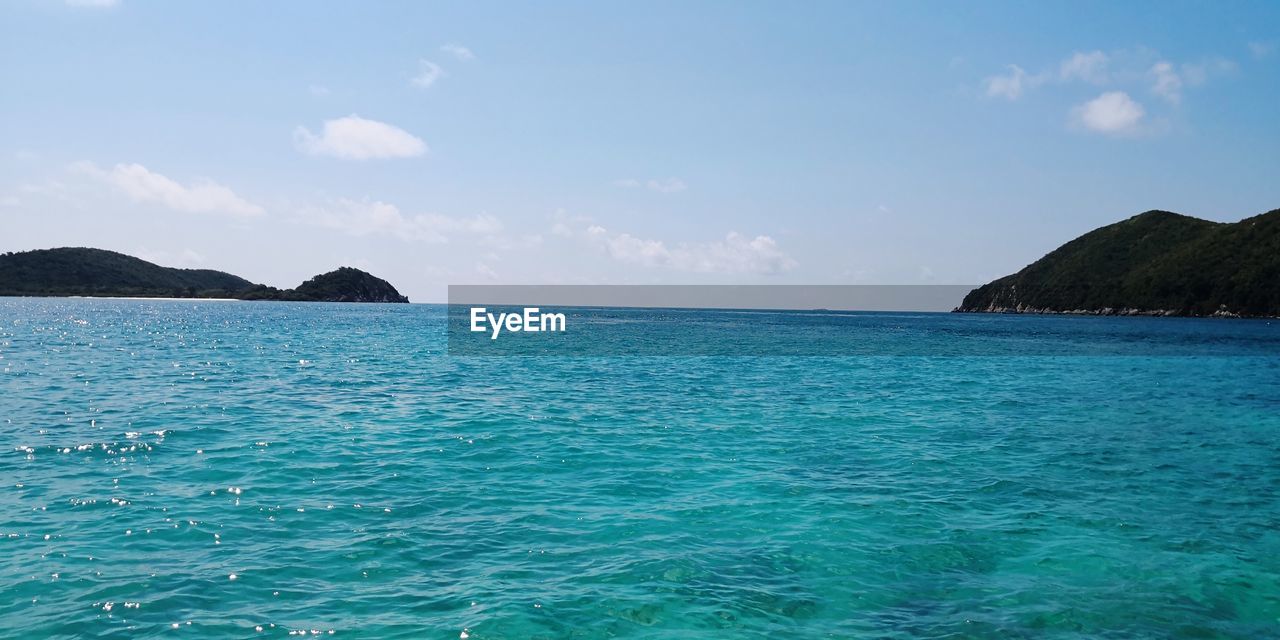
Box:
<box><xmin>294</xmin><ymin>267</ymin><xmax>409</xmax><ymax>303</ymax></box>
<box><xmin>0</xmin><ymin>247</ymin><xmax>409</xmax><ymax>303</ymax></box>
<box><xmin>957</xmin><ymin>209</ymin><xmax>1280</xmax><ymax>317</ymax></box>
<box><xmin>239</xmin><ymin>267</ymin><xmax>409</xmax><ymax>303</ymax></box>
<box><xmin>0</xmin><ymin>247</ymin><xmax>254</xmax><ymax>298</ymax></box>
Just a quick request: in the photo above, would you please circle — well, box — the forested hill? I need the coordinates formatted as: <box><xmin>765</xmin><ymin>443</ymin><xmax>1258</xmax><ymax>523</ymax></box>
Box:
<box><xmin>239</xmin><ymin>267</ymin><xmax>409</xmax><ymax>303</ymax></box>
<box><xmin>0</xmin><ymin>247</ymin><xmax>409</xmax><ymax>303</ymax></box>
<box><xmin>956</xmin><ymin>209</ymin><xmax>1280</xmax><ymax>317</ymax></box>
<box><xmin>0</xmin><ymin>248</ymin><xmax>253</xmax><ymax>298</ymax></box>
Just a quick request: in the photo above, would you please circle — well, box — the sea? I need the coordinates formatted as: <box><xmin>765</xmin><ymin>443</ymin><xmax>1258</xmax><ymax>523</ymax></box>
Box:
<box><xmin>2</xmin><ymin>298</ymin><xmax>1278</xmax><ymax>639</ymax></box>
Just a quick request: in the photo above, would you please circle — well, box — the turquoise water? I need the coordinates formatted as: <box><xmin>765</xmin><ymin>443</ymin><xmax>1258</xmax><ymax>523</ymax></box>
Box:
<box><xmin>2</xmin><ymin>298</ymin><xmax>1279</xmax><ymax>639</ymax></box>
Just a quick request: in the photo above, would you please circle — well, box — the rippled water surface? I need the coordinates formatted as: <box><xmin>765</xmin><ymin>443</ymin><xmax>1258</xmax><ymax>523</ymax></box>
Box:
<box><xmin>2</xmin><ymin>298</ymin><xmax>1279</xmax><ymax>638</ymax></box>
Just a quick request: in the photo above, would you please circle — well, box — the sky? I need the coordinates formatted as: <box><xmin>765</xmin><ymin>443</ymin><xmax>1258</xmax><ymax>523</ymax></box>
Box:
<box><xmin>2</xmin><ymin>1</ymin><xmax>1278</xmax><ymax>302</ymax></box>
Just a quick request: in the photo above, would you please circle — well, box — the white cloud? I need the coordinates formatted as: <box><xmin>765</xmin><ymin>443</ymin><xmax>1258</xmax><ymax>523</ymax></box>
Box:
<box><xmin>73</xmin><ymin>161</ymin><xmax>264</xmax><ymax>216</ymax></box>
<box><xmin>1060</xmin><ymin>50</ymin><xmax>1109</xmax><ymax>83</ymax></box>
<box><xmin>588</xmin><ymin>226</ymin><xmax>797</xmax><ymax>275</ymax></box>
<box><xmin>986</xmin><ymin>48</ymin><xmax>1235</xmax><ymax>108</ymax></box>
<box><xmin>294</xmin><ymin>115</ymin><xmax>427</xmax><ymax>160</ymax></box>
<box><xmin>308</xmin><ymin>84</ymin><xmax>331</xmax><ymax>97</ymax></box>
<box><xmin>1249</xmin><ymin>41</ymin><xmax>1276</xmax><ymax>59</ymax></box>
<box><xmin>411</xmin><ymin>60</ymin><xmax>444</xmax><ymax>88</ymax></box>
<box><xmin>441</xmin><ymin>44</ymin><xmax>475</xmax><ymax>61</ymax></box>
<box><xmin>1149</xmin><ymin>61</ymin><xmax>1183</xmax><ymax>104</ymax></box>
<box><xmin>613</xmin><ymin>177</ymin><xmax>688</xmax><ymax>193</ymax></box>
<box><xmin>65</xmin><ymin>0</ymin><xmax>118</xmax><ymax>7</ymax></box>
<box><xmin>1071</xmin><ymin>91</ymin><xmax>1145</xmax><ymax>135</ymax></box>
<box><xmin>984</xmin><ymin>65</ymin><xmax>1036</xmax><ymax>100</ymax></box>
<box><xmin>300</xmin><ymin>198</ymin><xmax>501</xmax><ymax>242</ymax></box>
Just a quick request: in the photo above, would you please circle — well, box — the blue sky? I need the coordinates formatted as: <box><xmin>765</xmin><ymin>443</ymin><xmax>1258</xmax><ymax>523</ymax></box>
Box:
<box><xmin>2</xmin><ymin>0</ymin><xmax>1278</xmax><ymax>301</ymax></box>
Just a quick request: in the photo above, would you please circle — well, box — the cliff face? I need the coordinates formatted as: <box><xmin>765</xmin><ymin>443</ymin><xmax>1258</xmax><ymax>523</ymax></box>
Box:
<box><xmin>956</xmin><ymin>209</ymin><xmax>1280</xmax><ymax>317</ymax></box>
<box><xmin>0</xmin><ymin>248</ymin><xmax>409</xmax><ymax>303</ymax></box>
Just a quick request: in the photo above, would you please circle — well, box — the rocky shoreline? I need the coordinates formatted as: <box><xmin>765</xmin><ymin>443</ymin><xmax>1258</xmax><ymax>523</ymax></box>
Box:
<box><xmin>952</xmin><ymin>304</ymin><xmax>1273</xmax><ymax>319</ymax></box>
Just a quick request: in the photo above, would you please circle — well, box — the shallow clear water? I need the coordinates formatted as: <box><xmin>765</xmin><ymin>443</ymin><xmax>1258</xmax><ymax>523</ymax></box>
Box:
<box><xmin>2</xmin><ymin>298</ymin><xmax>1279</xmax><ymax>639</ymax></box>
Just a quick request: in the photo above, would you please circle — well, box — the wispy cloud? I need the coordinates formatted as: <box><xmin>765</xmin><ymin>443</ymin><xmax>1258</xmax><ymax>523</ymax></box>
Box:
<box><xmin>441</xmin><ymin>44</ymin><xmax>475</xmax><ymax>61</ymax></box>
<box><xmin>1071</xmin><ymin>91</ymin><xmax>1145</xmax><ymax>135</ymax></box>
<box><xmin>1059</xmin><ymin>50</ymin><xmax>1109</xmax><ymax>83</ymax></box>
<box><xmin>983</xmin><ymin>64</ymin><xmax>1038</xmax><ymax>100</ymax></box>
<box><xmin>1249</xmin><ymin>40</ymin><xmax>1276</xmax><ymax>59</ymax></box>
<box><xmin>299</xmin><ymin>198</ymin><xmax>501</xmax><ymax>243</ymax></box>
<box><xmin>1149</xmin><ymin>61</ymin><xmax>1183</xmax><ymax>104</ymax></box>
<box><xmin>1180</xmin><ymin>57</ymin><xmax>1236</xmax><ymax>86</ymax></box>
<box><xmin>985</xmin><ymin>49</ymin><xmax>1234</xmax><ymax>104</ymax></box>
<box><xmin>646</xmin><ymin>178</ymin><xmax>687</xmax><ymax>193</ymax></box>
<box><xmin>65</xmin><ymin>0</ymin><xmax>119</xmax><ymax>8</ymax></box>
<box><xmin>984</xmin><ymin>51</ymin><xmax>1112</xmax><ymax>100</ymax></box>
<box><xmin>294</xmin><ymin>115</ymin><xmax>427</xmax><ymax>160</ymax></box>
<box><xmin>308</xmin><ymin>84</ymin><xmax>331</xmax><ymax>97</ymax></box>
<box><xmin>613</xmin><ymin>177</ymin><xmax>688</xmax><ymax>193</ymax></box>
<box><xmin>549</xmin><ymin>209</ymin><xmax>590</xmax><ymax>237</ymax></box>
<box><xmin>73</xmin><ymin>161</ymin><xmax>264</xmax><ymax>216</ymax></box>
<box><xmin>586</xmin><ymin>226</ymin><xmax>796</xmax><ymax>274</ymax></box>
<box><xmin>475</xmin><ymin>261</ymin><xmax>499</xmax><ymax>280</ymax></box>
<box><xmin>411</xmin><ymin>60</ymin><xmax>444</xmax><ymax>88</ymax></box>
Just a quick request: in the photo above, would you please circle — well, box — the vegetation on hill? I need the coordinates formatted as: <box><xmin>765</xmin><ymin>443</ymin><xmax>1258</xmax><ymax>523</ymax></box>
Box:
<box><xmin>0</xmin><ymin>247</ymin><xmax>409</xmax><ymax>303</ymax></box>
<box><xmin>0</xmin><ymin>248</ymin><xmax>254</xmax><ymax>298</ymax></box>
<box><xmin>956</xmin><ymin>209</ymin><xmax>1280</xmax><ymax>317</ymax></box>
<box><xmin>293</xmin><ymin>267</ymin><xmax>409</xmax><ymax>303</ymax></box>
<box><xmin>239</xmin><ymin>267</ymin><xmax>408</xmax><ymax>303</ymax></box>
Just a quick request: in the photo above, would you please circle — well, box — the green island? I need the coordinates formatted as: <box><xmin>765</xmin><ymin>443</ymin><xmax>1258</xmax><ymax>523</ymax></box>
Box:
<box><xmin>956</xmin><ymin>208</ymin><xmax>1280</xmax><ymax>318</ymax></box>
<box><xmin>0</xmin><ymin>247</ymin><xmax>409</xmax><ymax>303</ymax></box>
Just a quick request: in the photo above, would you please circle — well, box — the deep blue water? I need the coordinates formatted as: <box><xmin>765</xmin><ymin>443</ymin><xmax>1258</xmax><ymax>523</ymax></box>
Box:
<box><xmin>2</xmin><ymin>298</ymin><xmax>1279</xmax><ymax>639</ymax></box>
